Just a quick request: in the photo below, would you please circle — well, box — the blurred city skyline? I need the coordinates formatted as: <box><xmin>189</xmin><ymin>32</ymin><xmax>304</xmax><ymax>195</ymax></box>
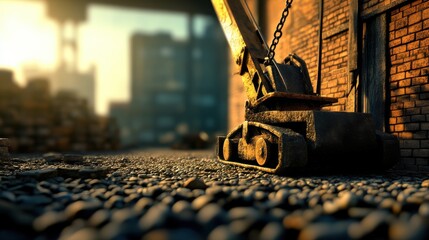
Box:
<box><xmin>0</xmin><ymin>0</ymin><xmax>214</xmax><ymax>115</ymax></box>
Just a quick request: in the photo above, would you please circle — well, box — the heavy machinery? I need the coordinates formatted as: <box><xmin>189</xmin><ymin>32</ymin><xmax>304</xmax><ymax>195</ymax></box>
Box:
<box><xmin>211</xmin><ymin>0</ymin><xmax>399</xmax><ymax>174</ymax></box>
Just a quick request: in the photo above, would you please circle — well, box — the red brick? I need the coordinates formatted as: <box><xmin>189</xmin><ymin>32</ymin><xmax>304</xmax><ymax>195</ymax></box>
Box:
<box><xmin>391</xmin><ymin>109</ymin><xmax>403</xmax><ymax>117</ymax></box>
<box><xmin>404</xmin><ymin>100</ymin><xmax>416</xmax><ymax>108</ymax></box>
<box><xmin>412</xmin><ymin>58</ymin><xmax>429</xmax><ymax>69</ymax></box>
<box><xmin>412</xmin><ymin>76</ymin><xmax>428</xmax><ymax>85</ymax></box>
<box><xmin>401</xmin><ymin>149</ymin><xmax>413</xmax><ymax>156</ymax></box>
<box><xmin>395</xmin><ymin>124</ymin><xmax>405</xmax><ymax>131</ymax></box>
<box><xmin>391</xmin><ymin>72</ymin><xmax>405</xmax><ymax>81</ymax></box>
<box><xmin>401</xmin><ymin>139</ymin><xmax>420</xmax><ymax>148</ymax></box>
<box><xmin>400</xmin><ymin>132</ymin><xmax>414</xmax><ymax>139</ymax></box>
<box><xmin>406</xmin><ymin>86</ymin><xmax>422</xmax><ymax>94</ymax></box>
<box><xmin>407</xmin><ymin>41</ymin><xmax>420</xmax><ymax>50</ymax></box>
<box><xmin>422</xmin><ymin>140</ymin><xmax>429</xmax><ymax>148</ymax></box>
<box><xmin>417</xmin><ymin>1</ymin><xmax>429</xmax><ymax>11</ymax></box>
<box><xmin>409</xmin><ymin>12</ymin><xmax>422</xmax><ymax>25</ymax></box>
<box><xmin>411</xmin><ymin>114</ymin><xmax>426</xmax><ymax>121</ymax></box>
<box><xmin>409</xmin><ymin>22</ymin><xmax>423</xmax><ymax>33</ymax></box>
<box><xmin>397</xmin><ymin>62</ymin><xmax>411</xmax><ymax>72</ymax></box>
<box><xmin>396</xmin><ymin>28</ymin><xmax>409</xmax><ymax>38</ymax></box>
<box><xmin>396</xmin><ymin>18</ymin><xmax>408</xmax><ymax>29</ymax></box>
<box><xmin>404</xmin><ymin>55</ymin><xmax>417</xmax><ymax>62</ymax></box>
<box><xmin>414</xmin><ymin>131</ymin><xmax>427</xmax><ymax>139</ymax></box>
<box><xmin>405</xmin><ymin>122</ymin><xmax>420</xmax><ymax>131</ymax></box>
<box><xmin>406</xmin><ymin>69</ymin><xmax>421</xmax><ymax>78</ymax></box>
<box><xmin>389</xmin><ymin>22</ymin><xmax>395</xmax><ymax>31</ymax></box>
<box><xmin>416</xmin><ymin>100</ymin><xmax>429</xmax><ymax>107</ymax></box>
<box><xmin>402</xmin><ymin>34</ymin><xmax>415</xmax><ymax>44</ymax></box>
<box><xmin>414</xmin><ymin>149</ymin><xmax>429</xmax><ymax>157</ymax></box>
<box><xmin>424</xmin><ymin>19</ymin><xmax>429</xmax><ymax>29</ymax></box>
<box><xmin>412</xmin><ymin>0</ymin><xmax>423</xmax><ymax>7</ymax></box>
<box><xmin>421</xmin><ymin>37</ymin><xmax>429</xmax><ymax>47</ymax></box>
<box><xmin>389</xmin><ymin>38</ymin><xmax>402</xmax><ymax>48</ymax></box>
<box><xmin>399</xmin><ymin>79</ymin><xmax>411</xmax><ymax>87</ymax></box>
<box><xmin>391</xmin><ymin>102</ymin><xmax>403</xmax><ymax>110</ymax></box>
<box><xmin>397</xmin><ymin>116</ymin><xmax>411</xmax><ymax>123</ymax></box>
<box><xmin>405</xmin><ymin>107</ymin><xmax>421</xmax><ymax>115</ymax></box>
<box><xmin>404</xmin><ymin>6</ymin><xmax>417</xmax><ymax>17</ymax></box>
<box><xmin>396</xmin><ymin>53</ymin><xmax>410</xmax><ymax>62</ymax></box>
<box><xmin>423</xmin><ymin>8</ymin><xmax>429</xmax><ymax>20</ymax></box>
<box><xmin>416</xmin><ymin>29</ymin><xmax>429</xmax><ymax>39</ymax></box>
<box><xmin>390</xmin><ymin>31</ymin><xmax>396</xmax><ymax>41</ymax></box>
<box><xmin>389</xmin><ymin>118</ymin><xmax>397</xmax><ymax>124</ymax></box>
<box><xmin>393</xmin><ymin>87</ymin><xmax>406</xmax><ymax>96</ymax></box>
<box><xmin>391</xmin><ymin>12</ymin><xmax>402</xmax><ymax>21</ymax></box>
<box><xmin>422</xmin><ymin>83</ymin><xmax>429</xmax><ymax>92</ymax></box>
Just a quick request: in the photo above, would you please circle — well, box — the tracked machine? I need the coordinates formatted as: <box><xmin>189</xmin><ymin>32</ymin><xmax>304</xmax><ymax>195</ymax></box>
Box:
<box><xmin>212</xmin><ymin>0</ymin><xmax>399</xmax><ymax>174</ymax></box>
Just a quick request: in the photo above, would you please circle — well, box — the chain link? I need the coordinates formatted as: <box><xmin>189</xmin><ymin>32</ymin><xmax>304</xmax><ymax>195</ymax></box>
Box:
<box><xmin>265</xmin><ymin>0</ymin><xmax>293</xmax><ymax>65</ymax></box>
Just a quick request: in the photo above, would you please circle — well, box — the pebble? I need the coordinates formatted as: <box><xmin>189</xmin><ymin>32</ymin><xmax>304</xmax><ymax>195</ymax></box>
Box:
<box><xmin>421</xmin><ymin>179</ymin><xmax>429</xmax><ymax>188</ymax></box>
<box><xmin>184</xmin><ymin>177</ymin><xmax>208</xmax><ymax>190</ymax></box>
<box><xmin>33</xmin><ymin>211</ymin><xmax>68</xmax><ymax>232</ymax></box>
<box><xmin>142</xmin><ymin>228</ymin><xmax>203</xmax><ymax>240</ymax></box>
<box><xmin>59</xmin><ymin>227</ymin><xmax>98</xmax><ymax>240</ymax></box>
<box><xmin>63</xmin><ymin>154</ymin><xmax>84</xmax><ymax>164</ymax></box>
<box><xmin>43</xmin><ymin>152</ymin><xmax>63</xmax><ymax>163</ymax></box>
<box><xmin>0</xmin><ymin>151</ymin><xmax>428</xmax><ymax>240</ymax></box>
<box><xmin>298</xmin><ymin>221</ymin><xmax>352</xmax><ymax>240</ymax></box>
<box><xmin>64</xmin><ymin>201</ymin><xmax>103</xmax><ymax>220</ymax></box>
<box><xmin>139</xmin><ymin>203</ymin><xmax>170</xmax><ymax>231</ymax></box>
<box><xmin>259</xmin><ymin>221</ymin><xmax>285</xmax><ymax>240</ymax></box>
<box><xmin>17</xmin><ymin>169</ymin><xmax>58</xmax><ymax>180</ymax></box>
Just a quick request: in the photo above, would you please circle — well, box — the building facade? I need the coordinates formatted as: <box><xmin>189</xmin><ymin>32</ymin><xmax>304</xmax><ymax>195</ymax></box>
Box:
<box><xmin>228</xmin><ymin>0</ymin><xmax>429</xmax><ymax>171</ymax></box>
<box><xmin>114</xmin><ymin>20</ymin><xmax>228</xmax><ymax>147</ymax></box>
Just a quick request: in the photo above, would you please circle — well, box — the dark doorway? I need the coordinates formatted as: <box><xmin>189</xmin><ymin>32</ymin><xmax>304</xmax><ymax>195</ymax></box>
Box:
<box><xmin>361</xmin><ymin>13</ymin><xmax>388</xmax><ymax>131</ymax></box>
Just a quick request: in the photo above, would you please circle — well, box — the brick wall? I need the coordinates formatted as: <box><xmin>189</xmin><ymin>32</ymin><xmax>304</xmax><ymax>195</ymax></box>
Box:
<box><xmin>388</xmin><ymin>0</ymin><xmax>429</xmax><ymax>171</ymax></box>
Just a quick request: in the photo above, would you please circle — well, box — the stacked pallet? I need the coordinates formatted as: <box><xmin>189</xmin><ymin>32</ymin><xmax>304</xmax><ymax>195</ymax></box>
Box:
<box><xmin>0</xmin><ymin>69</ymin><xmax>120</xmax><ymax>152</ymax></box>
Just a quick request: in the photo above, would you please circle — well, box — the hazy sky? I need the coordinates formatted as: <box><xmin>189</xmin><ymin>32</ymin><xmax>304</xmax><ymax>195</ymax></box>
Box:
<box><xmin>0</xmin><ymin>0</ymin><xmax>209</xmax><ymax>115</ymax></box>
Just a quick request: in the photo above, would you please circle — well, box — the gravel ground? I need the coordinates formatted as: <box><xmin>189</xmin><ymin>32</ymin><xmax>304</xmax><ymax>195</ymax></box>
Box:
<box><xmin>0</xmin><ymin>148</ymin><xmax>428</xmax><ymax>240</ymax></box>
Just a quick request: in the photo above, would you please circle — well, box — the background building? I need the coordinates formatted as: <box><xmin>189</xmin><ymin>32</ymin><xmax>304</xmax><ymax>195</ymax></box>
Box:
<box><xmin>111</xmin><ymin>20</ymin><xmax>228</xmax><ymax>147</ymax></box>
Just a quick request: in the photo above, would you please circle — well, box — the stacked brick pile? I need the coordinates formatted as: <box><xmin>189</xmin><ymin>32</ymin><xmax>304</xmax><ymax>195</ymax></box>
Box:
<box><xmin>0</xmin><ymin>69</ymin><xmax>120</xmax><ymax>153</ymax></box>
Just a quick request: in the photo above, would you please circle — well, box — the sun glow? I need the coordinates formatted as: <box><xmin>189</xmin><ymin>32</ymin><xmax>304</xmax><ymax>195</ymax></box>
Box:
<box><xmin>0</xmin><ymin>1</ymin><xmax>189</xmax><ymax>115</ymax></box>
<box><xmin>0</xmin><ymin>1</ymin><xmax>57</xmax><ymax>86</ymax></box>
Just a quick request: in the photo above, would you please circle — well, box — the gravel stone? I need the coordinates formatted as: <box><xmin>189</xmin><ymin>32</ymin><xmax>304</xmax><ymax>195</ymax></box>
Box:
<box><xmin>139</xmin><ymin>203</ymin><xmax>170</xmax><ymax>231</ymax></box>
<box><xmin>421</xmin><ymin>179</ymin><xmax>429</xmax><ymax>188</ymax></box>
<box><xmin>183</xmin><ymin>177</ymin><xmax>208</xmax><ymax>190</ymax></box>
<box><xmin>63</xmin><ymin>154</ymin><xmax>84</xmax><ymax>164</ymax></box>
<box><xmin>17</xmin><ymin>169</ymin><xmax>58</xmax><ymax>180</ymax></box>
<box><xmin>298</xmin><ymin>221</ymin><xmax>352</xmax><ymax>240</ymax></box>
<box><xmin>43</xmin><ymin>152</ymin><xmax>63</xmax><ymax>163</ymax></box>
<box><xmin>0</xmin><ymin>150</ymin><xmax>428</xmax><ymax>239</ymax></box>
<box><xmin>33</xmin><ymin>211</ymin><xmax>68</xmax><ymax>232</ymax></box>
<box><xmin>64</xmin><ymin>201</ymin><xmax>103</xmax><ymax>220</ymax></box>
<box><xmin>259</xmin><ymin>221</ymin><xmax>285</xmax><ymax>240</ymax></box>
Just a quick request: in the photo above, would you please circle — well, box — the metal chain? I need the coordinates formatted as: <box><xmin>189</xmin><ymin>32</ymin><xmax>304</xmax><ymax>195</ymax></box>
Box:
<box><xmin>265</xmin><ymin>0</ymin><xmax>293</xmax><ymax>65</ymax></box>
